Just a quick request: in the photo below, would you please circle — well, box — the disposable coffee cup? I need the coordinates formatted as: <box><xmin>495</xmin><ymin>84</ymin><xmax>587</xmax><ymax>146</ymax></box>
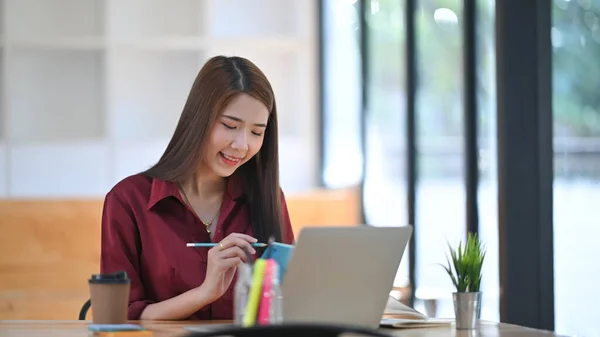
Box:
<box><xmin>88</xmin><ymin>270</ymin><xmax>130</xmax><ymax>324</ymax></box>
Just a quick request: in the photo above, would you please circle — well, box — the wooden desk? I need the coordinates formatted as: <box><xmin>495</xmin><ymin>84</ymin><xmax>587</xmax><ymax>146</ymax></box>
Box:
<box><xmin>0</xmin><ymin>320</ymin><xmax>224</xmax><ymax>337</ymax></box>
<box><xmin>0</xmin><ymin>320</ymin><xmax>566</xmax><ymax>337</ymax></box>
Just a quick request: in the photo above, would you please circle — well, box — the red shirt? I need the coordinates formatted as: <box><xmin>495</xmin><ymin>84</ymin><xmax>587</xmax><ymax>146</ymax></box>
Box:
<box><xmin>100</xmin><ymin>173</ymin><xmax>294</xmax><ymax>320</ymax></box>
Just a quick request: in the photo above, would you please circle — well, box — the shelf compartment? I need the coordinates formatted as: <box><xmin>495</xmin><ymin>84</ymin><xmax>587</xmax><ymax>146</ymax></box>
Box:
<box><xmin>8</xmin><ymin>49</ymin><xmax>105</xmax><ymax>143</ymax></box>
<box><xmin>278</xmin><ymin>136</ymin><xmax>316</xmax><ymax>193</ymax></box>
<box><xmin>0</xmin><ymin>0</ymin><xmax>3</xmax><ymax>38</ymax></box>
<box><xmin>110</xmin><ymin>50</ymin><xmax>202</xmax><ymax>141</ymax></box>
<box><xmin>108</xmin><ymin>0</ymin><xmax>203</xmax><ymax>38</ymax></box>
<box><xmin>0</xmin><ymin>50</ymin><xmax>3</xmax><ymax>142</ymax></box>
<box><xmin>205</xmin><ymin>0</ymin><xmax>302</xmax><ymax>38</ymax></box>
<box><xmin>6</xmin><ymin>0</ymin><xmax>104</xmax><ymax>39</ymax></box>
<box><xmin>8</xmin><ymin>37</ymin><xmax>105</xmax><ymax>50</ymax></box>
<box><xmin>0</xmin><ymin>143</ymin><xmax>6</xmax><ymax>197</ymax></box>
<box><xmin>113</xmin><ymin>140</ymin><xmax>170</xmax><ymax>184</ymax></box>
<box><xmin>111</xmin><ymin>37</ymin><xmax>308</xmax><ymax>53</ymax></box>
<box><xmin>8</xmin><ymin>142</ymin><xmax>112</xmax><ymax>197</ymax></box>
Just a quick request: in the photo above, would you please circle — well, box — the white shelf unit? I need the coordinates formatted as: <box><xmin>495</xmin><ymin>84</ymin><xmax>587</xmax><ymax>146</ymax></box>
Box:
<box><xmin>8</xmin><ymin>48</ymin><xmax>106</xmax><ymax>144</ymax></box>
<box><xmin>0</xmin><ymin>143</ymin><xmax>6</xmax><ymax>197</ymax></box>
<box><xmin>0</xmin><ymin>0</ymin><xmax>318</xmax><ymax>198</ymax></box>
<box><xmin>0</xmin><ymin>0</ymin><xmax>6</xmax><ymax>196</ymax></box>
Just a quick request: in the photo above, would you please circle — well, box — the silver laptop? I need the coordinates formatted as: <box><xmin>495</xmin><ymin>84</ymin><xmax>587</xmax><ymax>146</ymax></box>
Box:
<box><xmin>281</xmin><ymin>225</ymin><xmax>413</xmax><ymax>329</ymax></box>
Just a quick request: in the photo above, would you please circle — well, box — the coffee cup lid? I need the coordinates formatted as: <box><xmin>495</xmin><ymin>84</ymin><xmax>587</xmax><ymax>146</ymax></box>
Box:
<box><xmin>89</xmin><ymin>270</ymin><xmax>130</xmax><ymax>284</ymax></box>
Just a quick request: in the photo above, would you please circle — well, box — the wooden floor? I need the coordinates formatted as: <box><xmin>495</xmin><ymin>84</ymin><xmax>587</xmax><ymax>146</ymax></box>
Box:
<box><xmin>0</xmin><ymin>187</ymin><xmax>361</xmax><ymax>320</ymax></box>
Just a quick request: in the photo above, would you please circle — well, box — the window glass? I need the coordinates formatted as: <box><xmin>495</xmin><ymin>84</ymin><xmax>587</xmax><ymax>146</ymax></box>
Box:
<box><xmin>552</xmin><ymin>1</ymin><xmax>600</xmax><ymax>336</ymax></box>
<box><xmin>321</xmin><ymin>0</ymin><xmax>363</xmax><ymax>188</ymax></box>
<box><xmin>363</xmin><ymin>0</ymin><xmax>410</xmax><ymax>291</ymax></box>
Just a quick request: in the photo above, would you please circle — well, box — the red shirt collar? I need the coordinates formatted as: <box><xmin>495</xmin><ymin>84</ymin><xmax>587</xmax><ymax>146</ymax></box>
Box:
<box><xmin>147</xmin><ymin>175</ymin><xmax>243</xmax><ymax>210</ymax></box>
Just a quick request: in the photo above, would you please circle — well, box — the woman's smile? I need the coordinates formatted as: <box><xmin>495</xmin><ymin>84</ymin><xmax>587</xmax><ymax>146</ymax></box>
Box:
<box><xmin>219</xmin><ymin>152</ymin><xmax>242</xmax><ymax>166</ymax></box>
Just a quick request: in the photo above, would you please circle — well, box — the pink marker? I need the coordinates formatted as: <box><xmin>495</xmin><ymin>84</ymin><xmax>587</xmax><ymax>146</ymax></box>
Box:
<box><xmin>257</xmin><ymin>259</ymin><xmax>275</xmax><ymax>325</ymax></box>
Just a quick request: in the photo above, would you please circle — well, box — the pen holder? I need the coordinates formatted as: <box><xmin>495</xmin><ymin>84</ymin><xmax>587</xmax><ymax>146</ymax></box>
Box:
<box><xmin>234</xmin><ymin>258</ymin><xmax>283</xmax><ymax>327</ymax></box>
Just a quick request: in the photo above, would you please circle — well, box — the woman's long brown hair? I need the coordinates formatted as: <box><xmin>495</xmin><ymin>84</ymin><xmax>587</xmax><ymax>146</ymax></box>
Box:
<box><xmin>143</xmin><ymin>55</ymin><xmax>283</xmax><ymax>243</ymax></box>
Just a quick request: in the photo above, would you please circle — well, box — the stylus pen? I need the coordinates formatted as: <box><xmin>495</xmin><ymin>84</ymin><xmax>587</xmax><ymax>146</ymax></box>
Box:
<box><xmin>186</xmin><ymin>242</ymin><xmax>268</xmax><ymax>248</ymax></box>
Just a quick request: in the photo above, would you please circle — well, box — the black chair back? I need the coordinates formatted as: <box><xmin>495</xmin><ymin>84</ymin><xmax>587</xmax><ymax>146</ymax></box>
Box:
<box><xmin>79</xmin><ymin>299</ymin><xmax>91</xmax><ymax>320</ymax></box>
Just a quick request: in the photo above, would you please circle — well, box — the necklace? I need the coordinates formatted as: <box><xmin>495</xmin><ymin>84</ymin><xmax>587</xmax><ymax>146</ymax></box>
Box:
<box><xmin>178</xmin><ymin>182</ymin><xmax>221</xmax><ymax>234</ymax></box>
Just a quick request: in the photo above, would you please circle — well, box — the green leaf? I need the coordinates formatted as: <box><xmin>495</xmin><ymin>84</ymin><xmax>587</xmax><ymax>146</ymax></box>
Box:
<box><xmin>441</xmin><ymin>232</ymin><xmax>486</xmax><ymax>293</ymax></box>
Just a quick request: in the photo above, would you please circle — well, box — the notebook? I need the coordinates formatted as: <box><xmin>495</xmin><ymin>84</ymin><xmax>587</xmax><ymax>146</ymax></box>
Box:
<box><xmin>260</xmin><ymin>242</ymin><xmax>294</xmax><ymax>284</ymax></box>
<box><xmin>380</xmin><ymin>317</ymin><xmax>453</xmax><ymax>329</ymax></box>
<box><xmin>380</xmin><ymin>296</ymin><xmax>452</xmax><ymax>329</ymax></box>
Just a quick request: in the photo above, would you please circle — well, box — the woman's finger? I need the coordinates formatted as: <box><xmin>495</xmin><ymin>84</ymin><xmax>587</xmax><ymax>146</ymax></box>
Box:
<box><xmin>220</xmin><ymin>256</ymin><xmax>243</xmax><ymax>270</ymax></box>
<box><xmin>219</xmin><ymin>236</ymin><xmax>256</xmax><ymax>254</ymax></box>
<box><xmin>217</xmin><ymin>246</ymin><xmax>247</xmax><ymax>262</ymax></box>
<box><xmin>225</xmin><ymin>232</ymin><xmax>257</xmax><ymax>244</ymax></box>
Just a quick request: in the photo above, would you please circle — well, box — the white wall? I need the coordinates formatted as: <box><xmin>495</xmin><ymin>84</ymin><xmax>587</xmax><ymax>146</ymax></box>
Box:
<box><xmin>0</xmin><ymin>0</ymin><xmax>319</xmax><ymax>198</ymax></box>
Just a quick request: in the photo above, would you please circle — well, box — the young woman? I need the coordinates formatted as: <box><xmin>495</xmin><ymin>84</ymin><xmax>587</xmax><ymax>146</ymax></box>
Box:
<box><xmin>100</xmin><ymin>55</ymin><xmax>295</xmax><ymax>321</ymax></box>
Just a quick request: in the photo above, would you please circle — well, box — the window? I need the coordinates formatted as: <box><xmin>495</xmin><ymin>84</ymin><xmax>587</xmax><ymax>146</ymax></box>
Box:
<box><xmin>414</xmin><ymin>0</ymin><xmax>466</xmax><ymax>317</ymax></box>
<box><xmin>476</xmin><ymin>0</ymin><xmax>500</xmax><ymax>322</ymax></box>
<box><xmin>552</xmin><ymin>1</ymin><xmax>600</xmax><ymax>335</ymax></box>
<box><xmin>321</xmin><ymin>0</ymin><xmax>364</xmax><ymax>189</ymax></box>
<box><xmin>363</xmin><ymin>0</ymin><xmax>410</xmax><ymax>290</ymax></box>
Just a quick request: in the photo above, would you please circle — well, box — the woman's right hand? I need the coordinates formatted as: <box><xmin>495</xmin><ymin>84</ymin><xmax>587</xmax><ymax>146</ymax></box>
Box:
<box><xmin>202</xmin><ymin>233</ymin><xmax>257</xmax><ymax>301</ymax></box>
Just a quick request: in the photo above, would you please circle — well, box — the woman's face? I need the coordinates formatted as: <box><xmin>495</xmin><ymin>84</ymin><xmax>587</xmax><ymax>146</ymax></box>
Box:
<box><xmin>202</xmin><ymin>93</ymin><xmax>270</xmax><ymax>178</ymax></box>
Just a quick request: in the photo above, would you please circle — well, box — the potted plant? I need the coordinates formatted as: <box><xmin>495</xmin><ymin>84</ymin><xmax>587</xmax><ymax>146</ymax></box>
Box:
<box><xmin>441</xmin><ymin>232</ymin><xmax>486</xmax><ymax>330</ymax></box>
